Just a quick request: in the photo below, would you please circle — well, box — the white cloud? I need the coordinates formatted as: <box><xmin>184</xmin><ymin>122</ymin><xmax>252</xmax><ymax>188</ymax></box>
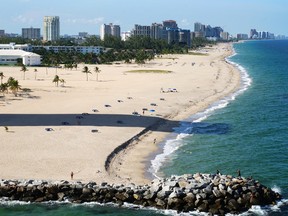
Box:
<box><xmin>180</xmin><ymin>19</ymin><xmax>190</xmax><ymax>27</ymax></box>
<box><xmin>13</xmin><ymin>15</ymin><xmax>34</xmax><ymax>24</ymax></box>
<box><xmin>64</xmin><ymin>17</ymin><xmax>104</xmax><ymax>25</ymax></box>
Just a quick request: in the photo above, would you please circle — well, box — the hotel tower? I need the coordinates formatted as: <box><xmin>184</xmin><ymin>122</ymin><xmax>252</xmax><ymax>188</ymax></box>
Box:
<box><xmin>43</xmin><ymin>16</ymin><xmax>60</xmax><ymax>41</ymax></box>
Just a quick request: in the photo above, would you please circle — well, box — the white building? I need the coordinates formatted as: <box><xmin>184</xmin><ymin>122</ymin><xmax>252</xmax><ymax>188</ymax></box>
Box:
<box><xmin>0</xmin><ymin>50</ymin><xmax>41</xmax><ymax>66</ymax></box>
<box><xmin>220</xmin><ymin>32</ymin><xmax>230</xmax><ymax>41</ymax></box>
<box><xmin>32</xmin><ymin>45</ymin><xmax>104</xmax><ymax>54</ymax></box>
<box><xmin>43</xmin><ymin>16</ymin><xmax>60</xmax><ymax>41</ymax></box>
<box><xmin>0</xmin><ymin>43</ymin><xmax>105</xmax><ymax>55</ymax></box>
<box><xmin>121</xmin><ymin>31</ymin><xmax>131</xmax><ymax>41</ymax></box>
<box><xmin>0</xmin><ymin>43</ymin><xmax>30</xmax><ymax>51</ymax></box>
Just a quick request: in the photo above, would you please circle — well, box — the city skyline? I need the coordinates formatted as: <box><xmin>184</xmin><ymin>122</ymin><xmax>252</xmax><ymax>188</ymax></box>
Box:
<box><xmin>0</xmin><ymin>0</ymin><xmax>287</xmax><ymax>36</ymax></box>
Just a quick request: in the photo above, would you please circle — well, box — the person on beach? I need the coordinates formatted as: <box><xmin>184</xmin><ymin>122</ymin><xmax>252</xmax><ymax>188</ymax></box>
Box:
<box><xmin>237</xmin><ymin>169</ymin><xmax>241</xmax><ymax>177</ymax></box>
<box><xmin>153</xmin><ymin>138</ymin><xmax>156</xmax><ymax>144</ymax></box>
<box><xmin>70</xmin><ymin>171</ymin><xmax>74</xmax><ymax>180</ymax></box>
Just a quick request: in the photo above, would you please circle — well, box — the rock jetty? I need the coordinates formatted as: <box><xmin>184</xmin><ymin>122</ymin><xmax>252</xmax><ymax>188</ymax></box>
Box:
<box><xmin>0</xmin><ymin>173</ymin><xmax>281</xmax><ymax>215</ymax></box>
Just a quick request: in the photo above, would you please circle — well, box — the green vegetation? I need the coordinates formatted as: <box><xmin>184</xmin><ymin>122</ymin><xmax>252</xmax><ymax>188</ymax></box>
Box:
<box><xmin>0</xmin><ymin>75</ymin><xmax>21</xmax><ymax>96</ymax></box>
<box><xmin>0</xmin><ymin>35</ymin><xmax>216</xmax><ymax>66</ymax></box>
<box><xmin>126</xmin><ymin>69</ymin><xmax>172</xmax><ymax>74</ymax></box>
<box><xmin>187</xmin><ymin>52</ymin><xmax>209</xmax><ymax>56</ymax></box>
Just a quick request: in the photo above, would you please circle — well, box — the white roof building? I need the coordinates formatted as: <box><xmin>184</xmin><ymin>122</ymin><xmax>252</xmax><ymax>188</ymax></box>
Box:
<box><xmin>0</xmin><ymin>43</ymin><xmax>30</xmax><ymax>51</ymax></box>
<box><xmin>0</xmin><ymin>50</ymin><xmax>41</xmax><ymax>66</ymax></box>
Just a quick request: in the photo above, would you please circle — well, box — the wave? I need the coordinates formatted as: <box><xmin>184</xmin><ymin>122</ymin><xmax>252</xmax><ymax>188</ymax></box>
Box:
<box><xmin>149</xmin><ymin>46</ymin><xmax>252</xmax><ymax>178</ymax></box>
<box><xmin>1</xmin><ymin>195</ymin><xmax>287</xmax><ymax>215</ymax></box>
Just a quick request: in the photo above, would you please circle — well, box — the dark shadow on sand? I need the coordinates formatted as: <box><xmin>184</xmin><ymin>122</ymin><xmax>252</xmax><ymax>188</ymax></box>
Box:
<box><xmin>0</xmin><ymin>114</ymin><xmax>230</xmax><ymax>135</ymax></box>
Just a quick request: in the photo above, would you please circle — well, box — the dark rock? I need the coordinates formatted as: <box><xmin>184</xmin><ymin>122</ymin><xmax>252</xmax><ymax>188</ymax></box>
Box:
<box><xmin>227</xmin><ymin>199</ymin><xmax>239</xmax><ymax>211</ymax></box>
<box><xmin>197</xmin><ymin>200</ymin><xmax>209</xmax><ymax>212</ymax></box>
<box><xmin>0</xmin><ymin>174</ymin><xmax>281</xmax><ymax>215</ymax></box>
<box><xmin>47</xmin><ymin>185</ymin><xmax>59</xmax><ymax>194</ymax></box>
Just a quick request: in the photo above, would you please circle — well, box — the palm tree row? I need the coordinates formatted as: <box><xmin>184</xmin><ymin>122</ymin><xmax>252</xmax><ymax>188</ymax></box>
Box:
<box><xmin>32</xmin><ymin>35</ymin><xmax>210</xmax><ymax>66</ymax></box>
<box><xmin>82</xmin><ymin>66</ymin><xmax>101</xmax><ymax>81</ymax></box>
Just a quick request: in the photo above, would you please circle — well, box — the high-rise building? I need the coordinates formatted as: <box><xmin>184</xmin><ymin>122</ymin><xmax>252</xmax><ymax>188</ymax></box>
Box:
<box><xmin>0</xmin><ymin>30</ymin><xmax>5</xmax><ymax>37</ymax></box>
<box><xmin>79</xmin><ymin>32</ymin><xmax>89</xmax><ymax>38</ymax></box>
<box><xmin>194</xmin><ymin>22</ymin><xmax>205</xmax><ymax>33</ymax></box>
<box><xmin>205</xmin><ymin>25</ymin><xmax>214</xmax><ymax>37</ymax></box>
<box><xmin>213</xmin><ymin>27</ymin><xmax>223</xmax><ymax>38</ymax></box>
<box><xmin>100</xmin><ymin>23</ymin><xmax>121</xmax><ymax>40</ymax></box>
<box><xmin>150</xmin><ymin>23</ymin><xmax>163</xmax><ymax>40</ymax></box>
<box><xmin>43</xmin><ymin>16</ymin><xmax>60</xmax><ymax>41</ymax></box>
<box><xmin>22</xmin><ymin>27</ymin><xmax>41</xmax><ymax>40</ymax></box>
<box><xmin>166</xmin><ymin>28</ymin><xmax>179</xmax><ymax>44</ymax></box>
<box><xmin>237</xmin><ymin>34</ymin><xmax>249</xmax><ymax>40</ymax></box>
<box><xmin>250</xmin><ymin>29</ymin><xmax>258</xmax><ymax>39</ymax></box>
<box><xmin>179</xmin><ymin>29</ymin><xmax>191</xmax><ymax>47</ymax></box>
<box><xmin>132</xmin><ymin>25</ymin><xmax>151</xmax><ymax>37</ymax></box>
<box><xmin>163</xmin><ymin>20</ymin><xmax>178</xmax><ymax>29</ymax></box>
<box><xmin>220</xmin><ymin>32</ymin><xmax>230</xmax><ymax>41</ymax></box>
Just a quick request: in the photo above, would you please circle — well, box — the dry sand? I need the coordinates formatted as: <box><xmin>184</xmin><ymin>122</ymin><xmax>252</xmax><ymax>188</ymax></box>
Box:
<box><xmin>0</xmin><ymin>43</ymin><xmax>240</xmax><ymax>185</ymax></box>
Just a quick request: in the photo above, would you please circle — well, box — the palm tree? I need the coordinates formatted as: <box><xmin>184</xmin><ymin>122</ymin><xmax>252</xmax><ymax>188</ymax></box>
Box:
<box><xmin>53</xmin><ymin>75</ymin><xmax>60</xmax><ymax>87</ymax></box>
<box><xmin>34</xmin><ymin>69</ymin><xmax>38</xmax><ymax>80</ymax></box>
<box><xmin>0</xmin><ymin>83</ymin><xmax>8</xmax><ymax>96</ymax></box>
<box><xmin>82</xmin><ymin>66</ymin><xmax>91</xmax><ymax>81</ymax></box>
<box><xmin>73</xmin><ymin>63</ymin><xmax>78</xmax><ymax>70</ymax></box>
<box><xmin>7</xmin><ymin>77</ymin><xmax>21</xmax><ymax>96</ymax></box>
<box><xmin>94</xmin><ymin>66</ymin><xmax>101</xmax><ymax>81</ymax></box>
<box><xmin>0</xmin><ymin>72</ymin><xmax>4</xmax><ymax>84</ymax></box>
<box><xmin>20</xmin><ymin>64</ymin><xmax>28</xmax><ymax>80</ymax></box>
<box><xmin>60</xmin><ymin>78</ymin><xmax>65</xmax><ymax>87</ymax></box>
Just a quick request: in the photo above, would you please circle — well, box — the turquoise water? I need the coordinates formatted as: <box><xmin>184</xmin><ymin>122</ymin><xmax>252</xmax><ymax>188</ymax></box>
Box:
<box><xmin>2</xmin><ymin>40</ymin><xmax>288</xmax><ymax>215</ymax></box>
<box><xmin>157</xmin><ymin>40</ymin><xmax>288</xmax><ymax>215</ymax></box>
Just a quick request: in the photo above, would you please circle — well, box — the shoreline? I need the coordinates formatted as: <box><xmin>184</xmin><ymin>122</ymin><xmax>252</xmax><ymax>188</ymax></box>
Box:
<box><xmin>0</xmin><ymin>42</ymin><xmax>241</xmax><ymax>185</ymax></box>
<box><xmin>109</xmin><ymin>42</ymin><xmax>242</xmax><ymax>185</ymax></box>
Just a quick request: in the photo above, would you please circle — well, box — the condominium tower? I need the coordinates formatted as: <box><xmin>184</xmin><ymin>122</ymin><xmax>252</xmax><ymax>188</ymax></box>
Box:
<box><xmin>22</xmin><ymin>27</ymin><xmax>41</xmax><ymax>40</ymax></box>
<box><xmin>100</xmin><ymin>23</ymin><xmax>121</xmax><ymax>40</ymax></box>
<box><xmin>43</xmin><ymin>16</ymin><xmax>60</xmax><ymax>41</ymax></box>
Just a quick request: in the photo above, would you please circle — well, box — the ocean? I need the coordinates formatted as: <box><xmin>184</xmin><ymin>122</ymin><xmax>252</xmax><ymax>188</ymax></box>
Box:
<box><xmin>1</xmin><ymin>40</ymin><xmax>288</xmax><ymax>215</ymax></box>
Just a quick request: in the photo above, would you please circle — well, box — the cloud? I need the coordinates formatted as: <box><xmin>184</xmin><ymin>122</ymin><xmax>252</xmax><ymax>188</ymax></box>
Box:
<box><xmin>13</xmin><ymin>15</ymin><xmax>34</xmax><ymax>24</ymax></box>
<box><xmin>64</xmin><ymin>17</ymin><xmax>104</xmax><ymax>25</ymax></box>
<box><xmin>180</xmin><ymin>19</ymin><xmax>190</xmax><ymax>27</ymax></box>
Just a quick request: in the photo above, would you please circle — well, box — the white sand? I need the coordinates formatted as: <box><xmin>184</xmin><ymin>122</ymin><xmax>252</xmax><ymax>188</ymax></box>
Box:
<box><xmin>0</xmin><ymin>43</ymin><xmax>240</xmax><ymax>185</ymax></box>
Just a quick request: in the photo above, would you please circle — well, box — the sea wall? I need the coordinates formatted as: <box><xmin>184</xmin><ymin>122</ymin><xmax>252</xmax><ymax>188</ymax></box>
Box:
<box><xmin>0</xmin><ymin>173</ymin><xmax>281</xmax><ymax>215</ymax></box>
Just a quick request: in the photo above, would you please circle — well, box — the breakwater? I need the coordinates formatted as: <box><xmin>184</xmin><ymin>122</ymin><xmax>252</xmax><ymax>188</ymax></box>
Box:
<box><xmin>0</xmin><ymin>173</ymin><xmax>281</xmax><ymax>215</ymax></box>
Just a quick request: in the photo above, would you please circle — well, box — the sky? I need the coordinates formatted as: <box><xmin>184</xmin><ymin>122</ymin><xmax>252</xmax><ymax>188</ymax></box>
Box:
<box><xmin>0</xmin><ymin>0</ymin><xmax>287</xmax><ymax>36</ymax></box>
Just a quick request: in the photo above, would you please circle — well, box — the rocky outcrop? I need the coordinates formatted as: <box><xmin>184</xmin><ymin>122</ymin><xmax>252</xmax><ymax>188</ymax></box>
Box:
<box><xmin>0</xmin><ymin>173</ymin><xmax>281</xmax><ymax>215</ymax></box>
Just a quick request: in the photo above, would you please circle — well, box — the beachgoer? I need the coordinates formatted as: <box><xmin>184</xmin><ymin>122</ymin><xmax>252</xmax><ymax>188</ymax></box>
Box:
<box><xmin>70</xmin><ymin>171</ymin><xmax>74</xmax><ymax>180</ymax></box>
<box><xmin>153</xmin><ymin>138</ymin><xmax>156</xmax><ymax>144</ymax></box>
<box><xmin>237</xmin><ymin>169</ymin><xmax>241</xmax><ymax>177</ymax></box>
<box><xmin>216</xmin><ymin>169</ymin><xmax>220</xmax><ymax>175</ymax></box>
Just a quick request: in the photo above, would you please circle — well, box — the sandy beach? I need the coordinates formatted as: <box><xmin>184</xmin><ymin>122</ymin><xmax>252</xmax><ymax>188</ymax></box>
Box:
<box><xmin>0</xmin><ymin>43</ymin><xmax>240</xmax><ymax>185</ymax></box>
